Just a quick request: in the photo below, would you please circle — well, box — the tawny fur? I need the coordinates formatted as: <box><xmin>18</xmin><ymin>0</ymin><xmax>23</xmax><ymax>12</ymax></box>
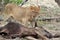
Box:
<box><xmin>3</xmin><ymin>3</ymin><xmax>40</xmax><ymax>27</ymax></box>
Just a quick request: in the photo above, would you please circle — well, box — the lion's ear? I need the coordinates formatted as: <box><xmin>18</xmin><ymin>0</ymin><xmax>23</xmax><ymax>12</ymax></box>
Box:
<box><xmin>30</xmin><ymin>6</ymin><xmax>35</xmax><ymax>11</ymax></box>
<box><xmin>30</xmin><ymin>5</ymin><xmax>40</xmax><ymax>12</ymax></box>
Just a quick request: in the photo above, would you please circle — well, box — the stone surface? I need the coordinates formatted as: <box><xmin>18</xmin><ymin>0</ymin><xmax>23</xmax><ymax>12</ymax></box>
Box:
<box><xmin>0</xmin><ymin>0</ymin><xmax>60</xmax><ymax>40</ymax></box>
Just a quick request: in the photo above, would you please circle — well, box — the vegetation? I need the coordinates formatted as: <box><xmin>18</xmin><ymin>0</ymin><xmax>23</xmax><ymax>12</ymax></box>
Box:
<box><xmin>9</xmin><ymin>0</ymin><xmax>22</xmax><ymax>5</ymax></box>
<box><xmin>0</xmin><ymin>0</ymin><xmax>22</xmax><ymax>5</ymax></box>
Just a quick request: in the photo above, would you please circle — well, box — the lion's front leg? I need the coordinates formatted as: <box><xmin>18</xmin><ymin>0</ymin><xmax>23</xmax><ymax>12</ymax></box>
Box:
<box><xmin>30</xmin><ymin>19</ymin><xmax>37</xmax><ymax>28</ymax></box>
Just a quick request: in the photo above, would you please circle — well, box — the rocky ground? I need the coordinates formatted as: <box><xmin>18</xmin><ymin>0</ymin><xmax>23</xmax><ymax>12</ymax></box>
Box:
<box><xmin>0</xmin><ymin>0</ymin><xmax>60</xmax><ymax>40</ymax></box>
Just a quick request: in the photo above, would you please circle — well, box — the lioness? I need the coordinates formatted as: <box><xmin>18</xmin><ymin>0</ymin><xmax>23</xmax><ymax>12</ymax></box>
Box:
<box><xmin>3</xmin><ymin>3</ymin><xmax>40</xmax><ymax>27</ymax></box>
